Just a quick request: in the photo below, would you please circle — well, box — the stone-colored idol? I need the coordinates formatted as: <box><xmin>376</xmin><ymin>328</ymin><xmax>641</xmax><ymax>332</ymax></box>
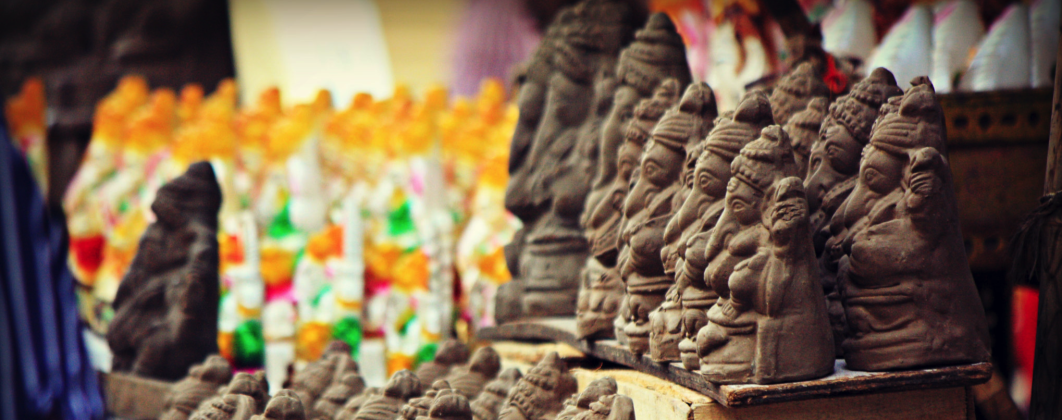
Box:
<box><xmin>614</xmin><ymin>82</ymin><xmax>717</xmax><ymax>360</ymax></box>
<box><xmin>446</xmin><ymin>346</ymin><xmax>502</xmax><ymax>399</ymax></box>
<box><xmin>470</xmin><ymin>368</ymin><xmax>522</xmax><ymax>420</ymax></box>
<box><xmin>805</xmin><ymin>67</ymin><xmax>903</xmax><ymax>356</ymax></box>
<box><xmin>416</xmin><ymin>340</ymin><xmax>471</xmax><ymax>386</ymax></box>
<box><xmin>556</xmin><ymin>377</ymin><xmax>617</xmax><ymax>420</ymax></box>
<box><xmin>497</xmin><ymin>352</ymin><xmax>577</xmax><ymax>420</ymax></box>
<box><xmin>696</xmin><ymin>126</ymin><xmax>834</xmax><ymax>384</ymax></box>
<box><xmin>161</xmin><ymin>355</ymin><xmax>234</xmax><ymax>420</ymax></box>
<box><xmin>829</xmin><ymin>77</ymin><xmax>990</xmax><ymax>371</ymax></box>
<box><xmin>580</xmin><ymin>81</ymin><xmax>681</xmax><ymax>342</ymax></box>
<box><xmin>783</xmin><ymin>97</ymin><xmax>827</xmax><ymax>176</ymax></box>
<box><xmin>768</xmin><ymin>62</ymin><xmax>831</xmax><ymax>126</ymax></box>
<box><xmin>652</xmin><ymin>91</ymin><xmax>773</xmax><ymax>369</ymax></box>
<box><xmin>498</xmin><ymin>0</ymin><xmax>639</xmax><ymax>322</ymax></box>
<box><xmin>577</xmin><ymin>11</ymin><xmax>692</xmax><ymax>340</ymax></box>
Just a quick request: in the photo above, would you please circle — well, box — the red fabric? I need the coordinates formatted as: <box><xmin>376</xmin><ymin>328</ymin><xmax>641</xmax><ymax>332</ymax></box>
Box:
<box><xmin>69</xmin><ymin>235</ymin><xmax>105</xmax><ymax>275</ymax></box>
<box><xmin>1013</xmin><ymin>285</ymin><xmax>1039</xmax><ymax>391</ymax></box>
<box><xmin>823</xmin><ymin>55</ymin><xmax>848</xmax><ymax>94</ymax></box>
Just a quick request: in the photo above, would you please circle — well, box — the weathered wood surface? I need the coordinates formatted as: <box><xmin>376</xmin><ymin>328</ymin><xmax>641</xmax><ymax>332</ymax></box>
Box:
<box><xmin>477</xmin><ymin>317</ymin><xmax>992</xmax><ymax>407</ymax></box>
<box><xmin>102</xmin><ymin>371</ymin><xmax>173</xmax><ymax>419</ymax></box>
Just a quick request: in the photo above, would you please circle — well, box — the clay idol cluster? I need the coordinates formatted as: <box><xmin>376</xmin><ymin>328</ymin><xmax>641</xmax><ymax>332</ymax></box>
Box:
<box><xmin>498</xmin><ymin>0</ymin><xmax>990</xmax><ymax>384</ymax></box>
<box><xmin>160</xmin><ymin>341</ymin><xmax>630</xmax><ymax>420</ymax></box>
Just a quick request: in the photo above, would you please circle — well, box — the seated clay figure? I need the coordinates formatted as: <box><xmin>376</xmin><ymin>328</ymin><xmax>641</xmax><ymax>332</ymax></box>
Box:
<box><xmin>621</xmin><ymin>83</ymin><xmax>717</xmax><ymax>359</ymax></box>
<box><xmin>579</xmin><ymin>81</ymin><xmax>681</xmax><ymax>341</ymax></box>
<box><xmin>498</xmin><ymin>0</ymin><xmax>640</xmax><ymax>323</ymax></box>
<box><xmin>446</xmin><ymin>346</ymin><xmax>501</xmax><ymax>399</ymax></box>
<box><xmin>195</xmin><ymin>371</ymin><xmax>271</xmax><ymax>415</ymax></box>
<box><xmin>335</xmin><ymin>388</ymin><xmax>380</xmax><ymax>420</ymax></box>
<box><xmin>497</xmin><ymin>352</ymin><xmax>577</xmax><ymax>420</ymax></box>
<box><xmin>696</xmin><ymin>126</ymin><xmax>834</xmax><ymax>384</ymax></box>
<box><xmin>805</xmin><ymin>67</ymin><xmax>903</xmax><ymax>356</ymax></box>
<box><xmin>290</xmin><ymin>353</ymin><xmax>339</xmax><ymax>409</ymax></box>
<box><xmin>783</xmin><ymin>97</ymin><xmax>827</xmax><ymax>176</ymax></box>
<box><xmin>571</xmin><ymin>395</ymin><xmax>635</xmax><ymax>420</ymax></box>
<box><xmin>352</xmin><ymin>370</ymin><xmax>422</xmax><ymax>420</ymax></box>
<box><xmin>423</xmin><ymin>391</ymin><xmax>474</xmax><ymax>420</ymax></box>
<box><xmin>417</xmin><ymin>340</ymin><xmax>470</xmax><ymax>386</ymax></box>
<box><xmin>313</xmin><ymin>372</ymin><xmax>366</xmax><ymax>420</ymax></box>
<box><xmin>470</xmin><ymin>368</ymin><xmax>523</xmax><ymax>420</ymax></box>
<box><xmin>251</xmin><ymin>390</ymin><xmax>306</xmax><ymax>420</ymax></box>
<box><xmin>106</xmin><ymin>161</ymin><xmax>222</xmax><ymax>380</ymax></box>
<box><xmin>829</xmin><ymin>77</ymin><xmax>990</xmax><ymax>371</ymax></box>
<box><xmin>768</xmin><ymin>62</ymin><xmax>830</xmax><ymax>126</ymax></box>
<box><xmin>668</xmin><ymin>93</ymin><xmax>773</xmax><ymax>370</ymax></box>
<box><xmin>189</xmin><ymin>393</ymin><xmax>258</xmax><ymax>420</ymax></box>
<box><xmin>400</xmin><ymin>380</ymin><xmax>451</xmax><ymax>420</ymax></box>
<box><xmin>161</xmin><ymin>355</ymin><xmax>234</xmax><ymax>420</ymax></box>
<box><xmin>556</xmin><ymin>377</ymin><xmax>617</xmax><ymax>420</ymax></box>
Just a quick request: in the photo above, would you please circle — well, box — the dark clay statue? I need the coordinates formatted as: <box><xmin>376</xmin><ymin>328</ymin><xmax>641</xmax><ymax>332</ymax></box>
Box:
<box><xmin>400</xmin><ymin>380</ymin><xmax>451</xmax><ymax>420</ymax></box>
<box><xmin>570</xmin><ymin>395</ymin><xmax>635</xmax><ymax>420</ymax></box>
<box><xmin>666</xmin><ymin>93</ymin><xmax>773</xmax><ymax>370</ymax></box>
<box><xmin>497</xmin><ymin>352</ymin><xmax>577</xmax><ymax>420</ymax></box>
<box><xmin>768</xmin><ymin>62</ymin><xmax>831</xmax><ymax>126</ymax></box>
<box><xmin>161</xmin><ymin>355</ymin><xmax>233</xmax><ymax>420</ymax></box>
<box><xmin>696</xmin><ymin>126</ymin><xmax>834</xmax><ymax>384</ymax></box>
<box><xmin>579</xmin><ymin>81</ymin><xmax>681</xmax><ymax>342</ymax></box>
<box><xmin>498</xmin><ymin>0</ymin><xmax>640</xmax><ymax>323</ymax></box>
<box><xmin>417</xmin><ymin>340</ymin><xmax>471</xmax><ymax>386</ymax></box>
<box><xmin>470</xmin><ymin>368</ymin><xmax>523</xmax><ymax>420</ymax></box>
<box><xmin>290</xmin><ymin>353</ymin><xmax>339</xmax><ymax>410</ymax></box>
<box><xmin>251</xmin><ymin>390</ymin><xmax>306</xmax><ymax>420</ymax></box>
<box><xmin>195</xmin><ymin>371</ymin><xmax>271</xmax><ymax>415</ymax></box>
<box><xmin>106</xmin><ymin>161</ymin><xmax>221</xmax><ymax>380</ymax></box>
<box><xmin>614</xmin><ymin>82</ymin><xmax>717</xmax><ymax>361</ymax></box>
<box><xmin>556</xmin><ymin>377</ymin><xmax>618</xmax><ymax>420</ymax></box>
<box><xmin>446</xmin><ymin>346</ymin><xmax>501</xmax><ymax>399</ymax></box>
<box><xmin>335</xmin><ymin>388</ymin><xmax>380</xmax><ymax>420</ymax></box>
<box><xmin>805</xmin><ymin>67</ymin><xmax>903</xmax><ymax>356</ymax></box>
<box><xmin>313</xmin><ymin>372</ymin><xmax>366</xmax><ymax>420</ymax></box>
<box><xmin>576</xmin><ymin>12</ymin><xmax>692</xmax><ymax>340</ymax></box>
<box><xmin>189</xmin><ymin>394</ymin><xmax>258</xmax><ymax>420</ymax></box>
<box><xmin>351</xmin><ymin>370</ymin><xmax>423</xmax><ymax>420</ymax></box>
<box><xmin>828</xmin><ymin>77</ymin><xmax>990</xmax><ymax>371</ymax></box>
<box><xmin>783</xmin><ymin>97</ymin><xmax>828</xmax><ymax>177</ymax></box>
<box><xmin>423</xmin><ymin>391</ymin><xmax>474</xmax><ymax>420</ymax></box>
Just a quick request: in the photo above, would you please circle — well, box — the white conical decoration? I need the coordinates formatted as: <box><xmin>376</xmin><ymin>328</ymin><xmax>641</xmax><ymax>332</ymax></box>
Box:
<box><xmin>823</xmin><ymin>0</ymin><xmax>877</xmax><ymax>61</ymax></box>
<box><xmin>1030</xmin><ymin>0</ymin><xmax>1061</xmax><ymax>87</ymax></box>
<box><xmin>960</xmin><ymin>4</ymin><xmax>1032</xmax><ymax>91</ymax></box>
<box><xmin>930</xmin><ymin>0</ymin><xmax>984</xmax><ymax>92</ymax></box>
<box><xmin>868</xmin><ymin>5</ymin><xmax>934</xmax><ymax>89</ymax></box>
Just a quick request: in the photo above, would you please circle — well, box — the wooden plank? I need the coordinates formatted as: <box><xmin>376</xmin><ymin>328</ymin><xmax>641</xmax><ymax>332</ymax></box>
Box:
<box><xmin>102</xmin><ymin>371</ymin><xmax>173</xmax><ymax>419</ymax></box>
<box><xmin>477</xmin><ymin>318</ymin><xmax>992</xmax><ymax>407</ymax></box>
<box><xmin>691</xmin><ymin>387</ymin><xmax>969</xmax><ymax>420</ymax></box>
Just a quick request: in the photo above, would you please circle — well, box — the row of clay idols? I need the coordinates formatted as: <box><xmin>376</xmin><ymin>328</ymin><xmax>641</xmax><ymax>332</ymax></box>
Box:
<box><xmin>159</xmin><ymin>342</ymin><xmax>636</xmax><ymax>420</ymax></box>
<box><xmin>573</xmin><ymin>63</ymin><xmax>991</xmax><ymax>385</ymax></box>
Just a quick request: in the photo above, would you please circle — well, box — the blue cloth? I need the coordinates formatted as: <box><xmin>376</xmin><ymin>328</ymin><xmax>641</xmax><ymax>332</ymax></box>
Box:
<box><xmin>1</xmin><ymin>118</ymin><xmax>105</xmax><ymax>420</ymax></box>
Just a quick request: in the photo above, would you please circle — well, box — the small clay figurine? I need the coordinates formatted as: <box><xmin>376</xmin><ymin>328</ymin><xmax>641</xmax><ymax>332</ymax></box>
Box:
<box><xmin>783</xmin><ymin>97</ymin><xmax>828</xmax><ymax>176</ymax></box>
<box><xmin>107</xmin><ymin>161</ymin><xmax>222</xmax><ymax>380</ymax></box>
<box><xmin>330</xmin><ymin>351</ymin><xmax>360</xmax><ymax>384</ymax></box>
<box><xmin>470</xmin><ymin>368</ymin><xmax>523</xmax><ymax>420</ymax></box>
<box><xmin>666</xmin><ymin>92</ymin><xmax>773</xmax><ymax>370</ymax></box>
<box><xmin>161</xmin><ymin>355</ymin><xmax>234</xmax><ymax>420</ymax></box>
<box><xmin>399</xmin><ymin>380</ymin><xmax>451</xmax><ymax>420</ymax></box>
<box><xmin>335</xmin><ymin>388</ymin><xmax>380</xmax><ymax>420</ymax></box>
<box><xmin>805</xmin><ymin>67</ymin><xmax>903</xmax><ymax>355</ymax></box>
<box><xmin>579</xmin><ymin>81</ymin><xmax>681</xmax><ymax>341</ymax></box>
<box><xmin>497</xmin><ymin>352</ymin><xmax>577</xmax><ymax>420</ymax></box>
<box><xmin>313</xmin><ymin>373</ymin><xmax>366</xmax><ymax>420</ymax></box>
<box><xmin>189</xmin><ymin>394</ymin><xmax>258</xmax><ymax>420</ymax></box>
<box><xmin>498</xmin><ymin>0</ymin><xmax>641</xmax><ymax>323</ymax></box>
<box><xmin>768</xmin><ymin>62</ymin><xmax>831</xmax><ymax>126</ymax></box>
<box><xmin>352</xmin><ymin>370</ymin><xmax>423</xmax><ymax>420</ymax></box>
<box><xmin>571</xmin><ymin>395</ymin><xmax>635</xmax><ymax>420</ymax></box>
<box><xmin>289</xmin><ymin>353</ymin><xmax>339</xmax><ymax>409</ymax></box>
<box><xmin>195</xmin><ymin>371</ymin><xmax>270</xmax><ymax>415</ymax></box>
<box><xmin>621</xmin><ymin>83</ymin><xmax>717</xmax><ymax>358</ymax></box>
<box><xmin>416</xmin><ymin>340</ymin><xmax>471</xmax><ymax>386</ymax></box>
<box><xmin>556</xmin><ymin>377</ymin><xmax>618</xmax><ymax>420</ymax></box>
<box><xmin>423</xmin><ymin>391</ymin><xmax>474</xmax><ymax>420</ymax></box>
<box><xmin>696</xmin><ymin>126</ymin><xmax>834</xmax><ymax>384</ymax></box>
<box><xmin>251</xmin><ymin>390</ymin><xmax>306</xmax><ymax>420</ymax></box>
<box><xmin>829</xmin><ymin>77</ymin><xmax>990</xmax><ymax>371</ymax></box>
<box><xmin>446</xmin><ymin>346</ymin><xmax>501</xmax><ymax>399</ymax></box>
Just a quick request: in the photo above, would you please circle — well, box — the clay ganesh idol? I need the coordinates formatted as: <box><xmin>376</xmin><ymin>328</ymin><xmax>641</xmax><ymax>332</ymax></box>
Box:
<box><xmin>829</xmin><ymin>77</ymin><xmax>990</xmax><ymax>371</ymax></box>
<box><xmin>606</xmin><ymin>82</ymin><xmax>715</xmax><ymax>360</ymax></box>
<box><xmin>579</xmin><ymin>81</ymin><xmax>680</xmax><ymax>341</ymax></box>
<box><xmin>497</xmin><ymin>352</ymin><xmax>577</xmax><ymax>420</ymax></box>
<box><xmin>498</xmin><ymin>0</ymin><xmax>639</xmax><ymax>322</ymax></box>
<box><xmin>768</xmin><ymin>62</ymin><xmax>831</xmax><ymax>126</ymax></box>
<box><xmin>696</xmin><ymin>126</ymin><xmax>834</xmax><ymax>384</ymax></box>
<box><xmin>805</xmin><ymin>67</ymin><xmax>903</xmax><ymax>355</ymax></box>
<box><xmin>652</xmin><ymin>91</ymin><xmax>773</xmax><ymax>368</ymax></box>
<box><xmin>470</xmin><ymin>368</ymin><xmax>522</xmax><ymax>420</ymax></box>
<box><xmin>577</xmin><ymin>12</ymin><xmax>692</xmax><ymax>340</ymax></box>
<box><xmin>782</xmin><ymin>97</ymin><xmax>827</xmax><ymax>176</ymax></box>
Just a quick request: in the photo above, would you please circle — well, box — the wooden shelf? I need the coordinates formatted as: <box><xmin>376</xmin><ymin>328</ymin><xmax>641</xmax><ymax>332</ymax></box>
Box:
<box><xmin>477</xmin><ymin>317</ymin><xmax>992</xmax><ymax>408</ymax></box>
